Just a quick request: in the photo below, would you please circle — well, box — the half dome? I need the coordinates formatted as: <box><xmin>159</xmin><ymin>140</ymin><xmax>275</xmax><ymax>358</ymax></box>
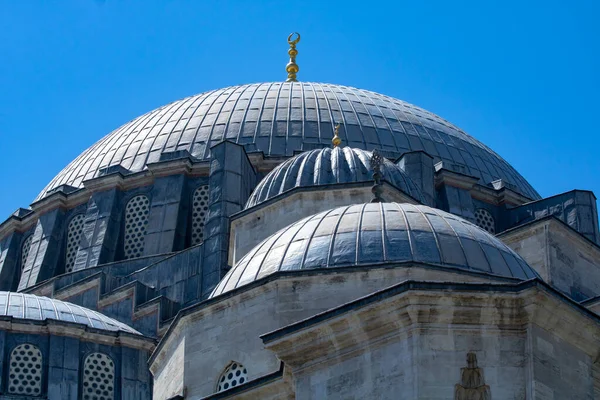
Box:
<box><xmin>211</xmin><ymin>203</ymin><xmax>538</xmax><ymax>297</ymax></box>
<box><xmin>0</xmin><ymin>291</ymin><xmax>140</xmax><ymax>335</ymax></box>
<box><xmin>37</xmin><ymin>82</ymin><xmax>539</xmax><ymax>201</ymax></box>
<box><xmin>245</xmin><ymin>146</ymin><xmax>425</xmax><ymax>208</ymax></box>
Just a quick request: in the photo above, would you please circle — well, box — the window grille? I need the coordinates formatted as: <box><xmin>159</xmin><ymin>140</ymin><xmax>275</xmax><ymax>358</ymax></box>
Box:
<box><xmin>124</xmin><ymin>195</ymin><xmax>150</xmax><ymax>259</ymax></box>
<box><xmin>8</xmin><ymin>343</ymin><xmax>42</xmax><ymax>396</ymax></box>
<box><xmin>82</xmin><ymin>352</ymin><xmax>115</xmax><ymax>400</ymax></box>
<box><xmin>475</xmin><ymin>208</ymin><xmax>496</xmax><ymax>234</ymax></box>
<box><xmin>191</xmin><ymin>185</ymin><xmax>210</xmax><ymax>245</ymax></box>
<box><xmin>217</xmin><ymin>362</ymin><xmax>247</xmax><ymax>393</ymax></box>
<box><xmin>65</xmin><ymin>214</ymin><xmax>86</xmax><ymax>272</ymax></box>
<box><xmin>20</xmin><ymin>235</ymin><xmax>33</xmax><ymax>271</ymax></box>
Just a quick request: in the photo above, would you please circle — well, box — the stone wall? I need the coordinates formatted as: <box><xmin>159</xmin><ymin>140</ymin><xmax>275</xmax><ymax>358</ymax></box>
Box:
<box><xmin>151</xmin><ymin>265</ymin><xmax>512</xmax><ymax>399</ymax></box>
<box><xmin>528</xmin><ymin>324</ymin><xmax>593</xmax><ymax>399</ymax></box>
<box><xmin>229</xmin><ymin>184</ymin><xmax>416</xmax><ymax>266</ymax></box>
<box><xmin>501</xmin><ymin>218</ymin><xmax>600</xmax><ymax>301</ymax></box>
<box><xmin>262</xmin><ymin>281</ymin><xmax>599</xmax><ymax>400</ymax></box>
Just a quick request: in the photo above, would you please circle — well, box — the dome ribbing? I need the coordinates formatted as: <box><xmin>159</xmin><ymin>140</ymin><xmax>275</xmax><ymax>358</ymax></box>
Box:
<box><xmin>37</xmin><ymin>82</ymin><xmax>540</xmax><ymax>201</ymax></box>
<box><xmin>245</xmin><ymin>146</ymin><xmax>425</xmax><ymax>209</ymax></box>
<box><xmin>0</xmin><ymin>291</ymin><xmax>140</xmax><ymax>334</ymax></box>
<box><xmin>211</xmin><ymin>203</ymin><xmax>538</xmax><ymax>297</ymax></box>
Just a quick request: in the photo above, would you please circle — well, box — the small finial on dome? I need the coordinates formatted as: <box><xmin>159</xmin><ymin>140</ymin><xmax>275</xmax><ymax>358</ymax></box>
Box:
<box><xmin>332</xmin><ymin>123</ymin><xmax>342</xmax><ymax>147</ymax></box>
<box><xmin>286</xmin><ymin>32</ymin><xmax>300</xmax><ymax>82</ymax></box>
<box><xmin>370</xmin><ymin>149</ymin><xmax>384</xmax><ymax>203</ymax></box>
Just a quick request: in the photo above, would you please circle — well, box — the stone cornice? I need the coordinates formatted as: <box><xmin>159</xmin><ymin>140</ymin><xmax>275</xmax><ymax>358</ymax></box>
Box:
<box><xmin>230</xmin><ymin>180</ymin><xmax>419</xmax><ymax>223</ymax></box>
<box><xmin>245</xmin><ymin>152</ymin><xmax>294</xmax><ymax>173</ymax></box>
<box><xmin>435</xmin><ymin>168</ymin><xmax>532</xmax><ymax>207</ymax></box>
<box><xmin>0</xmin><ymin>315</ymin><xmax>155</xmax><ymax>351</ymax></box>
<box><xmin>499</xmin><ymin>215</ymin><xmax>600</xmax><ymax>255</ymax></box>
<box><xmin>260</xmin><ymin>279</ymin><xmax>600</xmax><ymax>371</ymax></box>
<box><xmin>0</xmin><ymin>157</ymin><xmax>212</xmax><ymax>242</ymax></box>
<box><xmin>146</xmin><ymin>157</ymin><xmax>209</xmax><ymax>179</ymax></box>
<box><xmin>0</xmin><ymin>213</ymin><xmax>38</xmax><ymax>242</ymax></box>
<box><xmin>435</xmin><ymin>168</ymin><xmax>480</xmax><ymax>191</ymax></box>
<box><xmin>149</xmin><ymin>263</ymin><xmax>521</xmax><ymax>367</ymax></box>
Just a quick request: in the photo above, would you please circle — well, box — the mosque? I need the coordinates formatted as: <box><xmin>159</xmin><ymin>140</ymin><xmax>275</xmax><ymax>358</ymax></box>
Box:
<box><xmin>0</xmin><ymin>33</ymin><xmax>599</xmax><ymax>399</ymax></box>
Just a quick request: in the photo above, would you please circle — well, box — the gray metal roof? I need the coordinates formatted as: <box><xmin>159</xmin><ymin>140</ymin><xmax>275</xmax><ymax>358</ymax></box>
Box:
<box><xmin>37</xmin><ymin>82</ymin><xmax>540</xmax><ymax>201</ymax></box>
<box><xmin>211</xmin><ymin>203</ymin><xmax>538</xmax><ymax>297</ymax></box>
<box><xmin>0</xmin><ymin>291</ymin><xmax>140</xmax><ymax>335</ymax></box>
<box><xmin>245</xmin><ymin>146</ymin><xmax>425</xmax><ymax>208</ymax></box>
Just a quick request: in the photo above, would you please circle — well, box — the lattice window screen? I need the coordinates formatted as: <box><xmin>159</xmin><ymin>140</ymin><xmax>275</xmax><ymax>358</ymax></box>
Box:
<box><xmin>217</xmin><ymin>362</ymin><xmax>248</xmax><ymax>393</ymax></box>
<box><xmin>475</xmin><ymin>208</ymin><xmax>496</xmax><ymax>234</ymax></box>
<box><xmin>82</xmin><ymin>352</ymin><xmax>115</xmax><ymax>400</ymax></box>
<box><xmin>65</xmin><ymin>214</ymin><xmax>85</xmax><ymax>272</ymax></box>
<box><xmin>8</xmin><ymin>343</ymin><xmax>42</xmax><ymax>396</ymax></box>
<box><xmin>124</xmin><ymin>195</ymin><xmax>150</xmax><ymax>259</ymax></box>
<box><xmin>191</xmin><ymin>185</ymin><xmax>210</xmax><ymax>245</ymax></box>
<box><xmin>20</xmin><ymin>235</ymin><xmax>33</xmax><ymax>271</ymax></box>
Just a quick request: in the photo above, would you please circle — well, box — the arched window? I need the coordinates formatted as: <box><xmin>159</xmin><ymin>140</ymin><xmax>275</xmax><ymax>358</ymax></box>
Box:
<box><xmin>123</xmin><ymin>195</ymin><xmax>150</xmax><ymax>259</ymax></box>
<box><xmin>82</xmin><ymin>352</ymin><xmax>115</xmax><ymax>400</ymax></box>
<box><xmin>65</xmin><ymin>214</ymin><xmax>86</xmax><ymax>273</ymax></box>
<box><xmin>475</xmin><ymin>208</ymin><xmax>496</xmax><ymax>234</ymax></box>
<box><xmin>191</xmin><ymin>185</ymin><xmax>210</xmax><ymax>245</ymax></box>
<box><xmin>217</xmin><ymin>361</ymin><xmax>247</xmax><ymax>393</ymax></box>
<box><xmin>20</xmin><ymin>235</ymin><xmax>33</xmax><ymax>272</ymax></box>
<box><xmin>8</xmin><ymin>343</ymin><xmax>42</xmax><ymax>396</ymax></box>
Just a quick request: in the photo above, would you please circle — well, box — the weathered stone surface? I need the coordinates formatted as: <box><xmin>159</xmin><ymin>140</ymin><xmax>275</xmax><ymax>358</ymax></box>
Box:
<box><xmin>152</xmin><ymin>268</ymin><xmax>537</xmax><ymax>400</ymax></box>
<box><xmin>501</xmin><ymin>217</ymin><xmax>600</xmax><ymax>301</ymax></box>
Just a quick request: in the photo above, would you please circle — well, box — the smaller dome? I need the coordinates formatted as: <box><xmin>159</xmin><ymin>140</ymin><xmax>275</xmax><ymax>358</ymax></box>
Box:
<box><xmin>212</xmin><ymin>203</ymin><xmax>537</xmax><ymax>297</ymax></box>
<box><xmin>245</xmin><ymin>147</ymin><xmax>425</xmax><ymax>209</ymax></box>
<box><xmin>0</xmin><ymin>292</ymin><xmax>140</xmax><ymax>335</ymax></box>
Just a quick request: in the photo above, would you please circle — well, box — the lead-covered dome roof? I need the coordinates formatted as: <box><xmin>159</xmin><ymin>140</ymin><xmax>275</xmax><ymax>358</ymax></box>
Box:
<box><xmin>0</xmin><ymin>292</ymin><xmax>140</xmax><ymax>335</ymax></box>
<box><xmin>211</xmin><ymin>203</ymin><xmax>538</xmax><ymax>297</ymax></box>
<box><xmin>245</xmin><ymin>146</ymin><xmax>425</xmax><ymax>208</ymax></box>
<box><xmin>38</xmin><ymin>82</ymin><xmax>540</xmax><ymax>201</ymax></box>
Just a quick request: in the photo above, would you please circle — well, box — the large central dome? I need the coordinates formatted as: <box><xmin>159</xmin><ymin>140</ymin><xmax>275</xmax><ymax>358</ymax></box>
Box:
<box><xmin>38</xmin><ymin>82</ymin><xmax>540</xmax><ymax>200</ymax></box>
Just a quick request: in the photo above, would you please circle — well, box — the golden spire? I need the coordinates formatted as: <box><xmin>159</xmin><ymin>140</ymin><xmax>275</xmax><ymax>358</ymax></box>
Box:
<box><xmin>332</xmin><ymin>123</ymin><xmax>342</xmax><ymax>147</ymax></box>
<box><xmin>286</xmin><ymin>32</ymin><xmax>301</xmax><ymax>82</ymax></box>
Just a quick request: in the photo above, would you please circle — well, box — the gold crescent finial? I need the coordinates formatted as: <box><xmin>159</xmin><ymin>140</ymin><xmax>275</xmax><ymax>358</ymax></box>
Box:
<box><xmin>286</xmin><ymin>32</ymin><xmax>300</xmax><ymax>82</ymax></box>
<box><xmin>332</xmin><ymin>123</ymin><xmax>342</xmax><ymax>147</ymax></box>
<box><xmin>288</xmin><ymin>32</ymin><xmax>301</xmax><ymax>45</ymax></box>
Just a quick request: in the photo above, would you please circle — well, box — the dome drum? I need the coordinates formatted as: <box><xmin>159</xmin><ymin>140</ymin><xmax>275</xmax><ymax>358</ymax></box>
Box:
<box><xmin>0</xmin><ymin>292</ymin><xmax>153</xmax><ymax>398</ymax></box>
<box><xmin>230</xmin><ymin>180</ymin><xmax>419</xmax><ymax>266</ymax></box>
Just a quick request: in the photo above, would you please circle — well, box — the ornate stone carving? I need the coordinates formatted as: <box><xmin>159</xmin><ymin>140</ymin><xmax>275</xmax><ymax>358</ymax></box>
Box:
<box><xmin>455</xmin><ymin>352</ymin><xmax>491</xmax><ymax>400</ymax></box>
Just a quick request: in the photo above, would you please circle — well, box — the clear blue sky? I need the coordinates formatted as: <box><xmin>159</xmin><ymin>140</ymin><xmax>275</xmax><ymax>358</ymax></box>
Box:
<box><xmin>1</xmin><ymin>1</ymin><xmax>598</xmax><ymax>218</ymax></box>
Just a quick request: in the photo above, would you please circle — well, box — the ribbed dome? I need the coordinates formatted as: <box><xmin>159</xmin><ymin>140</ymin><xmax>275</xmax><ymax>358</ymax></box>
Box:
<box><xmin>0</xmin><ymin>292</ymin><xmax>140</xmax><ymax>335</ymax></box>
<box><xmin>245</xmin><ymin>146</ymin><xmax>425</xmax><ymax>208</ymax></box>
<box><xmin>211</xmin><ymin>203</ymin><xmax>537</xmax><ymax>297</ymax></box>
<box><xmin>37</xmin><ymin>82</ymin><xmax>540</xmax><ymax>201</ymax></box>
